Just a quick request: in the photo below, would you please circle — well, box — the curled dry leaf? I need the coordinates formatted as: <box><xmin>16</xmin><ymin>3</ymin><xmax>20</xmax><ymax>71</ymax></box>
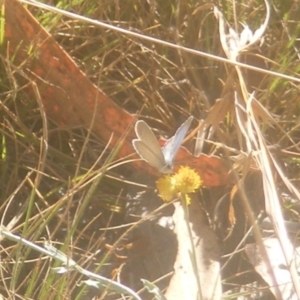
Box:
<box><xmin>5</xmin><ymin>0</ymin><xmax>230</xmax><ymax>187</ymax></box>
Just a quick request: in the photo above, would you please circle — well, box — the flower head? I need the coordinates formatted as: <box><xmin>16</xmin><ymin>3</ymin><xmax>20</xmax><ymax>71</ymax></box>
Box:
<box><xmin>156</xmin><ymin>166</ymin><xmax>202</xmax><ymax>204</ymax></box>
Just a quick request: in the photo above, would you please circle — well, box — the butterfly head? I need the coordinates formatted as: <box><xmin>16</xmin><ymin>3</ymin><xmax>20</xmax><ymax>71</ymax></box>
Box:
<box><xmin>160</xmin><ymin>163</ymin><xmax>174</xmax><ymax>174</ymax></box>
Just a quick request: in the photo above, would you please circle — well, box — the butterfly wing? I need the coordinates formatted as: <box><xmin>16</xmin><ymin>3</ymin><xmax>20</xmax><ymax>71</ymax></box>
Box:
<box><xmin>134</xmin><ymin>120</ymin><xmax>160</xmax><ymax>146</ymax></box>
<box><xmin>162</xmin><ymin>116</ymin><xmax>193</xmax><ymax>165</ymax></box>
<box><xmin>132</xmin><ymin>140</ymin><xmax>166</xmax><ymax>171</ymax></box>
<box><xmin>132</xmin><ymin>120</ymin><xmax>166</xmax><ymax>171</ymax></box>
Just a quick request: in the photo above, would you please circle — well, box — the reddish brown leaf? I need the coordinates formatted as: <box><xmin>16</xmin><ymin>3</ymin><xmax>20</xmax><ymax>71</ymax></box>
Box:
<box><xmin>4</xmin><ymin>0</ymin><xmax>231</xmax><ymax>187</ymax></box>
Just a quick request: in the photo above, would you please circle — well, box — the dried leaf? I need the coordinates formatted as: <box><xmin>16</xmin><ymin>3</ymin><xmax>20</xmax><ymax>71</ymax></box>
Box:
<box><xmin>245</xmin><ymin>237</ymin><xmax>300</xmax><ymax>299</ymax></box>
<box><xmin>165</xmin><ymin>198</ymin><xmax>222</xmax><ymax>300</ymax></box>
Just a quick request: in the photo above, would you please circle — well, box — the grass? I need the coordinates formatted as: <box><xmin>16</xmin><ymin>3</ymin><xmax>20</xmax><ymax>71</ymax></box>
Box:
<box><xmin>1</xmin><ymin>0</ymin><xmax>300</xmax><ymax>299</ymax></box>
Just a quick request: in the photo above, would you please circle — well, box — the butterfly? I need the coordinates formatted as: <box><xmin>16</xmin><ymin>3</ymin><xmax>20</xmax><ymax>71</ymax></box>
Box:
<box><xmin>132</xmin><ymin>116</ymin><xmax>193</xmax><ymax>173</ymax></box>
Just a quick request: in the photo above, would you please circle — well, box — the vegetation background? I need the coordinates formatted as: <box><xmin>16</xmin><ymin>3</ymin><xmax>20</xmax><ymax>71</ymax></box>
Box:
<box><xmin>1</xmin><ymin>0</ymin><xmax>300</xmax><ymax>299</ymax></box>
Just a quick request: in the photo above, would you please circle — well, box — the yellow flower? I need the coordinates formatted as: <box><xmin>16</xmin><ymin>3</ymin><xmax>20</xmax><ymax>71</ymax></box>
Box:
<box><xmin>156</xmin><ymin>166</ymin><xmax>202</xmax><ymax>204</ymax></box>
<box><xmin>173</xmin><ymin>166</ymin><xmax>202</xmax><ymax>193</ymax></box>
<box><xmin>156</xmin><ymin>175</ymin><xmax>177</xmax><ymax>202</ymax></box>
